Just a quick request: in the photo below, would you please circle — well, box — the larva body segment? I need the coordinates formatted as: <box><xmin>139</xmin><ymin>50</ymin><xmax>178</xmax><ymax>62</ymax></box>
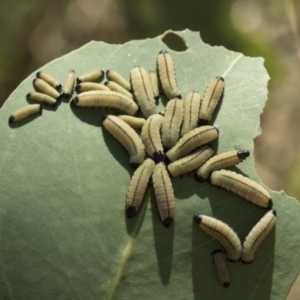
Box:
<box><xmin>195</xmin><ymin>150</ymin><xmax>250</xmax><ymax>182</ymax></box>
<box><xmin>70</xmin><ymin>90</ymin><xmax>138</xmax><ymax>115</ymax></box>
<box><xmin>193</xmin><ymin>214</ymin><xmax>242</xmax><ymax>262</ymax></box>
<box><xmin>106</xmin><ymin>70</ymin><xmax>131</xmax><ymax>91</ymax></box>
<box><xmin>9</xmin><ymin>104</ymin><xmax>42</xmax><ymax>123</ymax></box>
<box><xmin>33</xmin><ymin>78</ymin><xmax>61</xmax><ymax>100</ymax></box>
<box><xmin>141</xmin><ymin>114</ymin><xmax>165</xmax><ymax>163</ymax></box>
<box><xmin>167</xmin><ymin>145</ymin><xmax>214</xmax><ymax>178</ymax></box>
<box><xmin>36</xmin><ymin>71</ymin><xmax>61</xmax><ymax>90</ymax></box>
<box><xmin>157</xmin><ymin>50</ymin><xmax>181</xmax><ymax>99</ymax></box>
<box><xmin>118</xmin><ymin>115</ymin><xmax>146</xmax><ymax>130</ymax></box>
<box><xmin>130</xmin><ymin>66</ymin><xmax>157</xmax><ymax>118</ymax></box>
<box><xmin>77</xmin><ymin>70</ymin><xmax>104</xmax><ymax>84</ymax></box>
<box><xmin>181</xmin><ymin>91</ymin><xmax>202</xmax><ymax>136</ymax></box>
<box><xmin>149</xmin><ymin>71</ymin><xmax>160</xmax><ymax>101</ymax></box>
<box><xmin>161</xmin><ymin>98</ymin><xmax>184</xmax><ymax>149</ymax></box>
<box><xmin>62</xmin><ymin>70</ymin><xmax>76</xmax><ymax>98</ymax></box>
<box><xmin>242</xmin><ymin>209</ymin><xmax>277</xmax><ymax>264</ymax></box>
<box><xmin>212</xmin><ymin>250</ymin><xmax>230</xmax><ymax>288</ymax></box>
<box><xmin>102</xmin><ymin>115</ymin><xmax>145</xmax><ymax>168</ymax></box>
<box><xmin>210</xmin><ymin>169</ymin><xmax>272</xmax><ymax>208</ymax></box>
<box><xmin>199</xmin><ymin>76</ymin><xmax>224</xmax><ymax>124</ymax></box>
<box><xmin>126</xmin><ymin>158</ymin><xmax>155</xmax><ymax>217</ymax></box>
<box><xmin>27</xmin><ymin>92</ymin><xmax>57</xmax><ymax>107</ymax></box>
<box><xmin>105</xmin><ymin>81</ymin><xmax>134</xmax><ymax>99</ymax></box>
<box><xmin>75</xmin><ymin>82</ymin><xmax>110</xmax><ymax>93</ymax></box>
<box><xmin>166</xmin><ymin>125</ymin><xmax>219</xmax><ymax>162</ymax></box>
<box><xmin>152</xmin><ymin>162</ymin><xmax>175</xmax><ymax>228</ymax></box>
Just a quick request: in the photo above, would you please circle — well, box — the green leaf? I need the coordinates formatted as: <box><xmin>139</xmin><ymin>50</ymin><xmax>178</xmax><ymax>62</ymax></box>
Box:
<box><xmin>0</xmin><ymin>29</ymin><xmax>299</xmax><ymax>300</ymax></box>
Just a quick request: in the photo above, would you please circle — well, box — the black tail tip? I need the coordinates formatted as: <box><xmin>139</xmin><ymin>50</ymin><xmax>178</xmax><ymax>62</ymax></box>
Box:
<box><xmin>193</xmin><ymin>214</ymin><xmax>202</xmax><ymax>224</ymax></box>
<box><xmin>163</xmin><ymin>217</ymin><xmax>173</xmax><ymax>228</ymax></box>
<box><xmin>126</xmin><ymin>206</ymin><xmax>137</xmax><ymax>218</ymax></box>
<box><xmin>159</xmin><ymin>50</ymin><xmax>168</xmax><ymax>54</ymax></box>
<box><xmin>223</xmin><ymin>282</ymin><xmax>230</xmax><ymax>288</ymax></box>
<box><xmin>216</xmin><ymin>76</ymin><xmax>224</xmax><ymax>81</ymax></box>
<box><xmin>194</xmin><ymin>174</ymin><xmax>205</xmax><ymax>182</ymax></box>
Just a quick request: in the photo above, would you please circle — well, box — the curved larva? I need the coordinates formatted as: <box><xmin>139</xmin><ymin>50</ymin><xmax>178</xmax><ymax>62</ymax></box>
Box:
<box><xmin>62</xmin><ymin>70</ymin><xmax>76</xmax><ymax>98</ymax></box>
<box><xmin>199</xmin><ymin>76</ymin><xmax>224</xmax><ymax>125</ymax></box>
<box><xmin>102</xmin><ymin>115</ymin><xmax>145</xmax><ymax>168</ymax></box>
<box><xmin>33</xmin><ymin>78</ymin><xmax>61</xmax><ymax>100</ymax></box>
<box><xmin>118</xmin><ymin>115</ymin><xmax>146</xmax><ymax>130</ymax></box>
<box><xmin>75</xmin><ymin>82</ymin><xmax>110</xmax><ymax>93</ymax></box>
<box><xmin>36</xmin><ymin>71</ymin><xmax>61</xmax><ymax>90</ymax></box>
<box><xmin>126</xmin><ymin>158</ymin><xmax>155</xmax><ymax>217</ymax></box>
<box><xmin>212</xmin><ymin>250</ymin><xmax>230</xmax><ymax>288</ymax></box>
<box><xmin>161</xmin><ymin>98</ymin><xmax>184</xmax><ymax>149</ymax></box>
<box><xmin>149</xmin><ymin>71</ymin><xmax>160</xmax><ymax>101</ymax></box>
<box><xmin>165</xmin><ymin>125</ymin><xmax>219</xmax><ymax>162</ymax></box>
<box><xmin>105</xmin><ymin>81</ymin><xmax>134</xmax><ymax>99</ymax></box>
<box><xmin>76</xmin><ymin>70</ymin><xmax>104</xmax><ymax>84</ymax></box>
<box><xmin>130</xmin><ymin>66</ymin><xmax>157</xmax><ymax>118</ymax></box>
<box><xmin>181</xmin><ymin>91</ymin><xmax>202</xmax><ymax>136</ymax></box>
<box><xmin>242</xmin><ymin>209</ymin><xmax>277</xmax><ymax>264</ymax></box>
<box><xmin>70</xmin><ymin>90</ymin><xmax>138</xmax><ymax>115</ymax></box>
<box><xmin>141</xmin><ymin>114</ymin><xmax>165</xmax><ymax>163</ymax></box>
<box><xmin>152</xmin><ymin>162</ymin><xmax>175</xmax><ymax>228</ymax></box>
<box><xmin>195</xmin><ymin>150</ymin><xmax>250</xmax><ymax>182</ymax></box>
<box><xmin>210</xmin><ymin>169</ymin><xmax>272</xmax><ymax>208</ymax></box>
<box><xmin>27</xmin><ymin>92</ymin><xmax>57</xmax><ymax>107</ymax></box>
<box><xmin>157</xmin><ymin>50</ymin><xmax>181</xmax><ymax>99</ymax></box>
<box><xmin>193</xmin><ymin>214</ymin><xmax>242</xmax><ymax>262</ymax></box>
<box><xmin>106</xmin><ymin>70</ymin><xmax>131</xmax><ymax>91</ymax></box>
<box><xmin>9</xmin><ymin>104</ymin><xmax>42</xmax><ymax>123</ymax></box>
<box><xmin>167</xmin><ymin>145</ymin><xmax>214</xmax><ymax>178</ymax></box>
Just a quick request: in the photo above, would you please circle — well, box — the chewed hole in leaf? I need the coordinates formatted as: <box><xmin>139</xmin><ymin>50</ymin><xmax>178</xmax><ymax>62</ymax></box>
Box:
<box><xmin>161</xmin><ymin>31</ymin><xmax>188</xmax><ymax>52</ymax></box>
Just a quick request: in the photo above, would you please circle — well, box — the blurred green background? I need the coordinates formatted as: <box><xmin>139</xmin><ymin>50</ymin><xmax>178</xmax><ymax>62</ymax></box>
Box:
<box><xmin>0</xmin><ymin>0</ymin><xmax>299</xmax><ymax>298</ymax></box>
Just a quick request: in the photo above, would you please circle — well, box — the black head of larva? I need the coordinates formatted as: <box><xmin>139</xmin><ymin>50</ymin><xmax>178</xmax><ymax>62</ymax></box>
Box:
<box><xmin>267</xmin><ymin>199</ymin><xmax>273</xmax><ymax>209</ymax></box>
<box><xmin>106</xmin><ymin>70</ymin><xmax>111</xmax><ymax>76</ymax></box>
<box><xmin>159</xmin><ymin>50</ymin><xmax>168</xmax><ymax>54</ymax></box>
<box><xmin>163</xmin><ymin>217</ymin><xmax>173</xmax><ymax>228</ymax></box>
<box><xmin>193</xmin><ymin>214</ymin><xmax>202</xmax><ymax>224</ymax></box>
<box><xmin>33</xmin><ymin>78</ymin><xmax>37</xmax><ymax>84</ymax></box>
<box><xmin>55</xmin><ymin>83</ymin><xmax>62</xmax><ymax>91</ymax></box>
<box><xmin>38</xmin><ymin>104</ymin><xmax>43</xmax><ymax>113</ymax></box>
<box><xmin>36</xmin><ymin>71</ymin><xmax>41</xmax><ymax>78</ymax></box>
<box><xmin>223</xmin><ymin>282</ymin><xmax>230</xmax><ymax>288</ymax></box>
<box><xmin>26</xmin><ymin>92</ymin><xmax>31</xmax><ymax>99</ymax></box>
<box><xmin>241</xmin><ymin>259</ymin><xmax>253</xmax><ymax>265</ymax></box>
<box><xmin>216</xmin><ymin>76</ymin><xmax>225</xmax><ymax>82</ymax></box>
<box><xmin>153</xmin><ymin>151</ymin><xmax>165</xmax><ymax>163</ymax></box>
<box><xmin>272</xmin><ymin>209</ymin><xmax>277</xmax><ymax>216</ymax></box>
<box><xmin>75</xmin><ymin>84</ymin><xmax>81</xmax><ymax>92</ymax></box>
<box><xmin>129</xmin><ymin>162</ymin><xmax>141</xmax><ymax>169</ymax></box>
<box><xmin>194</xmin><ymin>173</ymin><xmax>205</xmax><ymax>183</ymax></box>
<box><xmin>69</xmin><ymin>69</ymin><xmax>75</xmax><ymax>73</ymax></box>
<box><xmin>126</xmin><ymin>206</ymin><xmax>137</xmax><ymax>218</ymax></box>
<box><xmin>101</xmin><ymin>114</ymin><xmax>109</xmax><ymax>122</ymax></box>
<box><xmin>76</xmin><ymin>77</ymin><xmax>82</xmax><ymax>85</ymax></box>
<box><xmin>70</xmin><ymin>97</ymin><xmax>78</xmax><ymax>107</ymax></box>
<box><xmin>104</xmin><ymin>81</ymin><xmax>109</xmax><ymax>86</ymax></box>
<box><xmin>237</xmin><ymin>150</ymin><xmax>250</xmax><ymax>159</ymax></box>
<box><xmin>198</xmin><ymin>119</ymin><xmax>209</xmax><ymax>126</ymax></box>
<box><xmin>211</xmin><ymin>249</ymin><xmax>223</xmax><ymax>255</ymax></box>
<box><xmin>8</xmin><ymin>115</ymin><xmax>14</xmax><ymax>123</ymax></box>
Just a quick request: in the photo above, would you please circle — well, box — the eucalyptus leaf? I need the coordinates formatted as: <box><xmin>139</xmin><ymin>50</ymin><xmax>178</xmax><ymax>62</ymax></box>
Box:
<box><xmin>0</xmin><ymin>30</ymin><xmax>299</xmax><ymax>300</ymax></box>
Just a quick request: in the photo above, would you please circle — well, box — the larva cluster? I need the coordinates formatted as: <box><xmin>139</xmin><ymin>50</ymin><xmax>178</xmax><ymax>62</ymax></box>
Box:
<box><xmin>8</xmin><ymin>49</ymin><xmax>276</xmax><ymax>289</ymax></box>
